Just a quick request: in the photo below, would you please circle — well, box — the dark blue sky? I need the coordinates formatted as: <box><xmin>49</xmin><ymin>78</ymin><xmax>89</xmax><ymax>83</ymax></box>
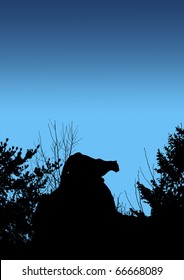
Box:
<box><xmin>1</xmin><ymin>0</ymin><xmax>184</xmax><ymax>214</ymax></box>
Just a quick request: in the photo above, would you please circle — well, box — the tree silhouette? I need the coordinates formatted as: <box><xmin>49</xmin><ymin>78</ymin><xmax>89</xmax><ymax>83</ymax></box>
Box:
<box><xmin>0</xmin><ymin>139</ymin><xmax>60</xmax><ymax>257</ymax></box>
<box><xmin>136</xmin><ymin>125</ymin><xmax>184</xmax><ymax>218</ymax></box>
<box><xmin>35</xmin><ymin>121</ymin><xmax>81</xmax><ymax>191</ymax></box>
<box><xmin>132</xmin><ymin>125</ymin><xmax>184</xmax><ymax>258</ymax></box>
<box><xmin>0</xmin><ymin>122</ymin><xmax>81</xmax><ymax>258</ymax></box>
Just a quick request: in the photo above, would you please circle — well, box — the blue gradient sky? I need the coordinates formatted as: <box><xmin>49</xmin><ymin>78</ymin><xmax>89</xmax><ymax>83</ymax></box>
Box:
<box><xmin>1</xmin><ymin>0</ymin><xmax>184</xmax><ymax>214</ymax></box>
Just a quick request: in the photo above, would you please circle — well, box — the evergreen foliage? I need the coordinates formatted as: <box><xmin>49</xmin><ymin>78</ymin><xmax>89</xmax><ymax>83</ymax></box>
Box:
<box><xmin>137</xmin><ymin>125</ymin><xmax>184</xmax><ymax>217</ymax></box>
<box><xmin>0</xmin><ymin>138</ymin><xmax>60</xmax><ymax>248</ymax></box>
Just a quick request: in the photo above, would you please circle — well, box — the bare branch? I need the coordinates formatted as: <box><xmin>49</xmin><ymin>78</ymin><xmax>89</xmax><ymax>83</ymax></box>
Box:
<box><xmin>134</xmin><ymin>177</ymin><xmax>144</xmax><ymax>213</ymax></box>
<box><xmin>139</xmin><ymin>167</ymin><xmax>153</xmax><ymax>188</ymax></box>
<box><xmin>33</xmin><ymin>121</ymin><xmax>82</xmax><ymax>192</ymax></box>
<box><xmin>144</xmin><ymin>148</ymin><xmax>155</xmax><ymax>184</ymax></box>
<box><xmin>124</xmin><ymin>190</ymin><xmax>136</xmax><ymax>211</ymax></box>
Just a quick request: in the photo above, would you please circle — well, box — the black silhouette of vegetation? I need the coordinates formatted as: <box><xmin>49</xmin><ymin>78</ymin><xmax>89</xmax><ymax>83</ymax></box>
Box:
<box><xmin>0</xmin><ymin>124</ymin><xmax>184</xmax><ymax>259</ymax></box>
<box><xmin>0</xmin><ymin>122</ymin><xmax>78</xmax><ymax>258</ymax></box>
<box><xmin>136</xmin><ymin>125</ymin><xmax>184</xmax><ymax>218</ymax></box>
<box><xmin>35</xmin><ymin>121</ymin><xmax>81</xmax><ymax>191</ymax></box>
<box><xmin>0</xmin><ymin>139</ymin><xmax>61</xmax><ymax>258</ymax></box>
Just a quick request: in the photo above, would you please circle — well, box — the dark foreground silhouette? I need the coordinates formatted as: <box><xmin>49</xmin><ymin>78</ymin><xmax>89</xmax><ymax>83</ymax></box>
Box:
<box><xmin>32</xmin><ymin>152</ymin><xmax>121</xmax><ymax>259</ymax></box>
<box><xmin>29</xmin><ymin>153</ymin><xmax>184</xmax><ymax>260</ymax></box>
<box><xmin>2</xmin><ymin>152</ymin><xmax>183</xmax><ymax>260</ymax></box>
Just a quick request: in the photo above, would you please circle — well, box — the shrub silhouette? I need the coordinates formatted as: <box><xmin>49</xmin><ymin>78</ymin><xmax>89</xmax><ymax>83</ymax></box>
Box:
<box><xmin>32</xmin><ymin>152</ymin><xmax>121</xmax><ymax>258</ymax></box>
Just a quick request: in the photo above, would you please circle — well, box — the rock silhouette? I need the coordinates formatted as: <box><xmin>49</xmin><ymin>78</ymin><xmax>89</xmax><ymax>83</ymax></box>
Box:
<box><xmin>32</xmin><ymin>152</ymin><xmax>121</xmax><ymax>259</ymax></box>
<box><xmin>31</xmin><ymin>152</ymin><xmax>184</xmax><ymax>260</ymax></box>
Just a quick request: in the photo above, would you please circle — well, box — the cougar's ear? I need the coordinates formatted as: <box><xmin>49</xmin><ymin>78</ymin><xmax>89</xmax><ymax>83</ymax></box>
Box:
<box><xmin>62</xmin><ymin>152</ymin><xmax>84</xmax><ymax>177</ymax></box>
